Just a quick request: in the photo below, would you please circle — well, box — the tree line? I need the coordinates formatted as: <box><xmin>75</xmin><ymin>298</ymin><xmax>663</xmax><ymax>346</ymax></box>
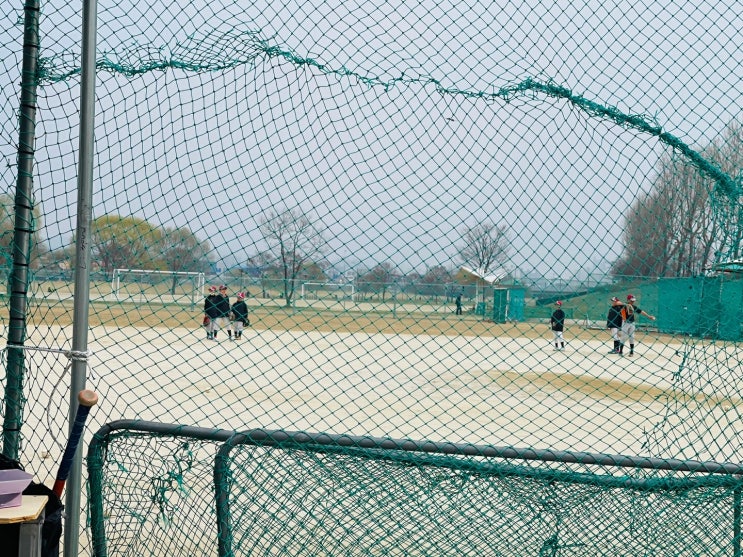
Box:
<box><xmin>249</xmin><ymin>210</ymin><xmax>509</xmax><ymax>307</ymax></box>
<box><xmin>612</xmin><ymin>119</ymin><xmax>742</xmax><ymax>277</ymax></box>
<box><xmin>4</xmin><ymin>118</ymin><xmax>738</xmax><ymax>298</ymax></box>
<box><xmin>7</xmin><ymin>208</ymin><xmax>509</xmax><ymax>308</ymax></box>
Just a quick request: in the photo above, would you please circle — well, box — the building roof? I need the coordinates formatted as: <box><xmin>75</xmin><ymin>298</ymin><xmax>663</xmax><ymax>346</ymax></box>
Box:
<box><xmin>460</xmin><ymin>266</ymin><xmax>507</xmax><ymax>284</ymax></box>
<box><xmin>711</xmin><ymin>260</ymin><xmax>743</xmax><ymax>273</ymax></box>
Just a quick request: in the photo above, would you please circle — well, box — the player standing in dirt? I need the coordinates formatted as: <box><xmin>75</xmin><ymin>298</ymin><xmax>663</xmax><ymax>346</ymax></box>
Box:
<box><xmin>619</xmin><ymin>294</ymin><xmax>656</xmax><ymax>356</ymax></box>
<box><xmin>550</xmin><ymin>300</ymin><xmax>566</xmax><ymax>350</ymax></box>
<box><xmin>203</xmin><ymin>286</ymin><xmax>221</xmax><ymax>340</ymax></box>
<box><xmin>216</xmin><ymin>285</ymin><xmax>231</xmax><ymax>339</ymax></box>
<box><xmin>230</xmin><ymin>292</ymin><xmax>250</xmax><ymax>340</ymax></box>
<box><xmin>606</xmin><ymin>296</ymin><xmax>624</xmax><ymax>354</ymax></box>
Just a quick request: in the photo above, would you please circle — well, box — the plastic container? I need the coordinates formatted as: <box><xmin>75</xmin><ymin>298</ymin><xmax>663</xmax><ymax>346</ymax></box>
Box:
<box><xmin>0</xmin><ymin>469</ymin><xmax>33</xmax><ymax>508</ymax></box>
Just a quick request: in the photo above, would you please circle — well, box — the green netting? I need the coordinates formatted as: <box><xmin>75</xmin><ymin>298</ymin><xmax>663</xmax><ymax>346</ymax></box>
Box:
<box><xmin>87</xmin><ymin>423</ymin><xmax>743</xmax><ymax>557</ymax></box>
<box><xmin>656</xmin><ymin>276</ymin><xmax>743</xmax><ymax>340</ymax></box>
<box><xmin>2</xmin><ymin>0</ymin><xmax>743</xmax><ymax>554</ymax></box>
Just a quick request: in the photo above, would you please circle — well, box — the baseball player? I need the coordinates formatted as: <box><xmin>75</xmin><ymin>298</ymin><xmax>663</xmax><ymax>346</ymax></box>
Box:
<box><xmin>619</xmin><ymin>294</ymin><xmax>656</xmax><ymax>356</ymax></box>
<box><xmin>550</xmin><ymin>300</ymin><xmax>566</xmax><ymax>350</ymax></box>
<box><xmin>216</xmin><ymin>285</ymin><xmax>231</xmax><ymax>339</ymax></box>
<box><xmin>230</xmin><ymin>291</ymin><xmax>250</xmax><ymax>340</ymax></box>
<box><xmin>203</xmin><ymin>286</ymin><xmax>221</xmax><ymax>340</ymax></box>
<box><xmin>606</xmin><ymin>296</ymin><xmax>624</xmax><ymax>354</ymax></box>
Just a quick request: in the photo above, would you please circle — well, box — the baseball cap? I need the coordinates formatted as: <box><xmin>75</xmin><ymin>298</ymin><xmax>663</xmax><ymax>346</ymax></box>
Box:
<box><xmin>627</xmin><ymin>294</ymin><xmax>636</xmax><ymax>301</ymax></box>
<box><xmin>219</xmin><ymin>285</ymin><xmax>227</xmax><ymax>291</ymax></box>
<box><xmin>610</xmin><ymin>296</ymin><xmax>620</xmax><ymax>302</ymax></box>
<box><xmin>208</xmin><ymin>286</ymin><xmax>217</xmax><ymax>292</ymax></box>
<box><xmin>237</xmin><ymin>292</ymin><xmax>245</xmax><ymax>299</ymax></box>
<box><xmin>555</xmin><ymin>300</ymin><xmax>562</xmax><ymax>306</ymax></box>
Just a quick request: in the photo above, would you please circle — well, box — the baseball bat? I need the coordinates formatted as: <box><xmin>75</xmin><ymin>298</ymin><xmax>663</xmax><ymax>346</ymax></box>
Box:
<box><xmin>52</xmin><ymin>389</ymin><xmax>99</xmax><ymax>498</ymax></box>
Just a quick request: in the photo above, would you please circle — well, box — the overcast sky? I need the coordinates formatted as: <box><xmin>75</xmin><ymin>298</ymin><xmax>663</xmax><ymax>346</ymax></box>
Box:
<box><xmin>1</xmin><ymin>0</ymin><xmax>740</xmax><ymax>279</ymax></box>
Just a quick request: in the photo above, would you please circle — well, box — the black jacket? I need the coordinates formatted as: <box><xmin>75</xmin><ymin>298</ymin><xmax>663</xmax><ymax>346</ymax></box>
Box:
<box><xmin>550</xmin><ymin>309</ymin><xmax>565</xmax><ymax>331</ymax></box>
<box><xmin>607</xmin><ymin>305</ymin><xmax>623</xmax><ymax>328</ymax></box>
<box><xmin>204</xmin><ymin>294</ymin><xmax>222</xmax><ymax>318</ymax></box>
<box><xmin>215</xmin><ymin>295</ymin><xmax>231</xmax><ymax>317</ymax></box>
<box><xmin>231</xmin><ymin>300</ymin><xmax>249</xmax><ymax>324</ymax></box>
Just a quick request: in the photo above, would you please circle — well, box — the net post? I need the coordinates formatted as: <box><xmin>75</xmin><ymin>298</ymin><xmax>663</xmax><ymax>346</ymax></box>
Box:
<box><xmin>2</xmin><ymin>0</ymin><xmax>40</xmax><ymax>462</ymax></box>
<box><xmin>735</xmin><ymin>486</ymin><xmax>742</xmax><ymax>557</ymax></box>
<box><xmin>65</xmin><ymin>0</ymin><xmax>99</xmax><ymax>551</ymax></box>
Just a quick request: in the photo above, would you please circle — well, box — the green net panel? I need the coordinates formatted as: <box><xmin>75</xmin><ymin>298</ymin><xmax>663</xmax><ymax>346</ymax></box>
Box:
<box><xmin>87</xmin><ymin>423</ymin><xmax>743</xmax><ymax>557</ymax></box>
<box><xmin>1</xmin><ymin>0</ymin><xmax>742</xmax><ymax>554</ymax></box>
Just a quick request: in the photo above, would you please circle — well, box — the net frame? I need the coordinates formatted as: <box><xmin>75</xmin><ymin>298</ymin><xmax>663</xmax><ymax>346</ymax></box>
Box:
<box><xmin>111</xmin><ymin>268</ymin><xmax>206</xmax><ymax>305</ymax></box>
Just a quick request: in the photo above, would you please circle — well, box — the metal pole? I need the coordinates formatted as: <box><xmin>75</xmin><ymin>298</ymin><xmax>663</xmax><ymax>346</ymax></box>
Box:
<box><xmin>734</xmin><ymin>486</ymin><xmax>741</xmax><ymax>557</ymax></box>
<box><xmin>392</xmin><ymin>286</ymin><xmax>397</xmax><ymax>318</ymax></box>
<box><xmin>2</xmin><ymin>0</ymin><xmax>41</xmax><ymax>461</ymax></box>
<box><xmin>63</xmin><ymin>0</ymin><xmax>98</xmax><ymax>552</ymax></box>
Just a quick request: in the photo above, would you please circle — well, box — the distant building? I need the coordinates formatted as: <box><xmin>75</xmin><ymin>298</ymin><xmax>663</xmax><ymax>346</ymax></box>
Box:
<box><xmin>711</xmin><ymin>260</ymin><xmax>743</xmax><ymax>274</ymax></box>
<box><xmin>239</xmin><ymin>264</ymin><xmax>265</xmax><ymax>278</ymax></box>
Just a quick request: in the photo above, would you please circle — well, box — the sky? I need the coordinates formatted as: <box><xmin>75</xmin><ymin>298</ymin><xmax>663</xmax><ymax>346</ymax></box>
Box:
<box><xmin>1</xmin><ymin>0</ymin><xmax>741</xmax><ymax>280</ymax></box>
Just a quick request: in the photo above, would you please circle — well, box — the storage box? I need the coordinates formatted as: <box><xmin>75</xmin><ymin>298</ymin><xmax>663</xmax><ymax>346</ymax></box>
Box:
<box><xmin>0</xmin><ymin>469</ymin><xmax>33</xmax><ymax>508</ymax></box>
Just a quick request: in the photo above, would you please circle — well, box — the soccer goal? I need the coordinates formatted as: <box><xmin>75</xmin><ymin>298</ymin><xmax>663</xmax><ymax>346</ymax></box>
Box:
<box><xmin>300</xmin><ymin>281</ymin><xmax>356</xmax><ymax>307</ymax></box>
<box><xmin>111</xmin><ymin>269</ymin><xmax>206</xmax><ymax>305</ymax></box>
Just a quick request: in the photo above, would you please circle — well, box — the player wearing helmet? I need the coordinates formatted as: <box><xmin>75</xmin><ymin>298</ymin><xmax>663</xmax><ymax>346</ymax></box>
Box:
<box><xmin>216</xmin><ymin>285</ymin><xmax>231</xmax><ymax>339</ymax></box>
<box><xmin>606</xmin><ymin>297</ymin><xmax>624</xmax><ymax>354</ymax></box>
<box><xmin>230</xmin><ymin>291</ymin><xmax>250</xmax><ymax>340</ymax></box>
<box><xmin>619</xmin><ymin>294</ymin><xmax>656</xmax><ymax>356</ymax></box>
<box><xmin>550</xmin><ymin>300</ymin><xmax>566</xmax><ymax>350</ymax></box>
<box><xmin>203</xmin><ymin>286</ymin><xmax>221</xmax><ymax>340</ymax></box>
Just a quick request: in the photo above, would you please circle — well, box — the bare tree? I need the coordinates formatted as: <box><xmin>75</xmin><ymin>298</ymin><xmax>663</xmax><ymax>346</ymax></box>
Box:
<box><xmin>611</xmin><ymin>191</ymin><xmax>664</xmax><ymax>278</ymax></box>
<box><xmin>246</xmin><ymin>252</ymin><xmax>274</xmax><ymax>299</ymax></box>
<box><xmin>259</xmin><ymin>209</ymin><xmax>325</xmax><ymax>307</ymax></box>
<box><xmin>458</xmin><ymin>222</ymin><xmax>509</xmax><ymax>275</ymax></box>
<box><xmin>613</xmin><ymin>119</ymin><xmax>742</xmax><ymax>279</ymax></box>
<box><xmin>707</xmin><ymin>120</ymin><xmax>743</xmax><ymax>262</ymax></box>
<box><xmin>457</xmin><ymin>223</ymin><xmax>509</xmax><ymax>310</ymax></box>
<box><xmin>418</xmin><ymin>265</ymin><xmax>453</xmax><ymax>297</ymax></box>
<box><xmin>357</xmin><ymin>262</ymin><xmax>399</xmax><ymax>300</ymax></box>
<box><xmin>613</xmin><ymin>155</ymin><xmax>711</xmax><ymax>278</ymax></box>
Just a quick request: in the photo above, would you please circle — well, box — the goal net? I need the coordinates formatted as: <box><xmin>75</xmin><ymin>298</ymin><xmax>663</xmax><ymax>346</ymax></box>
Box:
<box><xmin>111</xmin><ymin>269</ymin><xmax>206</xmax><ymax>305</ymax></box>
<box><xmin>300</xmin><ymin>281</ymin><xmax>355</xmax><ymax>304</ymax></box>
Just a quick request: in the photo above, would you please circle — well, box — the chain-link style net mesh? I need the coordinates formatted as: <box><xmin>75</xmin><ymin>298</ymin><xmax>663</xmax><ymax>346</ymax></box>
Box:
<box><xmin>2</xmin><ymin>0</ymin><xmax>742</xmax><ymax>554</ymax></box>
<box><xmin>87</xmin><ymin>424</ymin><xmax>743</xmax><ymax>557</ymax></box>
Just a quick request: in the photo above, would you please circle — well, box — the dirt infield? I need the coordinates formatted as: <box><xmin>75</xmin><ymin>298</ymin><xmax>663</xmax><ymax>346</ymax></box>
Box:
<box><xmin>16</xmin><ymin>319</ymin><xmax>699</xmax><ymax>467</ymax></box>
<box><xmin>11</xmin><ymin>311</ymin><xmax>743</xmax><ymax>557</ymax></box>
<box><xmin>14</xmin><ymin>292</ymin><xmax>738</xmax><ymax>484</ymax></box>
<box><xmin>30</xmin><ymin>297</ymin><xmax>671</xmax><ymax>342</ymax></box>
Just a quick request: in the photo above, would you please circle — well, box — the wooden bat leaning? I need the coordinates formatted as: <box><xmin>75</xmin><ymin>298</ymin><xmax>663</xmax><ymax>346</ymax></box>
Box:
<box><xmin>52</xmin><ymin>389</ymin><xmax>99</xmax><ymax>498</ymax></box>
